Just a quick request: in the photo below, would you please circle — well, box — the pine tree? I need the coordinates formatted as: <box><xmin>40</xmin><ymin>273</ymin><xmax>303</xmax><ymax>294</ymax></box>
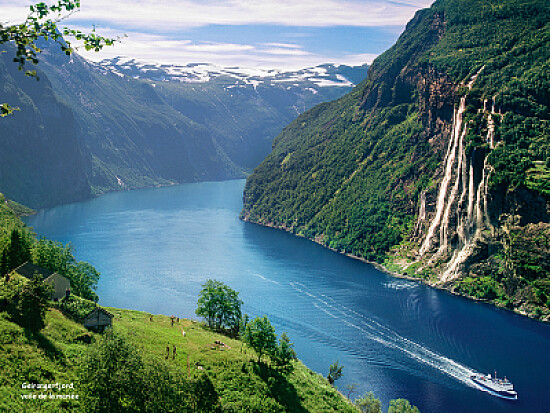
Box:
<box><xmin>7</xmin><ymin>229</ymin><xmax>31</xmax><ymax>271</ymax></box>
<box><xmin>9</xmin><ymin>275</ymin><xmax>52</xmax><ymax>331</ymax></box>
<box><xmin>327</xmin><ymin>361</ymin><xmax>344</xmax><ymax>386</ymax></box>
<box><xmin>0</xmin><ymin>249</ymin><xmax>9</xmax><ymax>276</ymax></box>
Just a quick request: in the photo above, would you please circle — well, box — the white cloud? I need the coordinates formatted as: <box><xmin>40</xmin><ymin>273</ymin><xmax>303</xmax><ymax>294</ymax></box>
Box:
<box><xmin>1</xmin><ymin>0</ymin><xmax>432</xmax><ymax>30</ymax></box>
<box><xmin>0</xmin><ymin>5</ymin><xmax>30</xmax><ymax>25</ymax></box>
<box><xmin>261</xmin><ymin>43</ymin><xmax>304</xmax><ymax>49</ymax></box>
<box><xmin>75</xmin><ymin>29</ymin><xmax>373</xmax><ymax>70</ymax></box>
<box><xmin>183</xmin><ymin>43</ymin><xmax>255</xmax><ymax>53</ymax></box>
<box><xmin>259</xmin><ymin>47</ymin><xmax>311</xmax><ymax>57</ymax></box>
<box><xmin>57</xmin><ymin>0</ymin><xmax>431</xmax><ymax>29</ymax></box>
<box><xmin>340</xmin><ymin>53</ymin><xmax>378</xmax><ymax>65</ymax></box>
<box><xmin>0</xmin><ymin>0</ymin><xmax>432</xmax><ymax>69</ymax></box>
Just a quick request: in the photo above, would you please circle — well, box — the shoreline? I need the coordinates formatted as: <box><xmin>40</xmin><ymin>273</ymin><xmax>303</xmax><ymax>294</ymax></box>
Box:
<box><xmin>22</xmin><ymin>177</ymin><xmax>249</xmax><ymax>213</ymax></box>
<box><xmin>23</xmin><ymin>184</ymin><xmax>548</xmax><ymax>325</ymax></box>
<box><xmin>240</xmin><ymin>216</ymin><xmax>550</xmax><ymax>324</ymax></box>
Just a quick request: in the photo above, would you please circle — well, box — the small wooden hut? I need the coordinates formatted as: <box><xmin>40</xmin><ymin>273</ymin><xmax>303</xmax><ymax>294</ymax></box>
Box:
<box><xmin>43</xmin><ymin>273</ymin><xmax>71</xmax><ymax>301</ymax></box>
<box><xmin>82</xmin><ymin>307</ymin><xmax>113</xmax><ymax>332</ymax></box>
<box><xmin>14</xmin><ymin>262</ymin><xmax>71</xmax><ymax>301</ymax></box>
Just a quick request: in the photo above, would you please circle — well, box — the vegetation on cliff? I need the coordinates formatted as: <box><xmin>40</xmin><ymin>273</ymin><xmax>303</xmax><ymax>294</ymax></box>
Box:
<box><xmin>0</xmin><ymin>195</ymin><xmax>100</xmax><ymax>302</ymax></box>
<box><xmin>241</xmin><ymin>0</ymin><xmax>549</xmax><ymax>320</ymax></box>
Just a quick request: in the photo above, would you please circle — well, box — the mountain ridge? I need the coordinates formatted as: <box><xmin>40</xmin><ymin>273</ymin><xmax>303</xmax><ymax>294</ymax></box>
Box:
<box><xmin>241</xmin><ymin>0</ymin><xmax>550</xmax><ymax>321</ymax></box>
<box><xmin>0</xmin><ymin>41</ymin><xmax>367</xmax><ymax>208</ymax></box>
<box><xmin>96</xmin><ymin>58</ymin><xmax>367</xmax><ymax>88</ymax></box>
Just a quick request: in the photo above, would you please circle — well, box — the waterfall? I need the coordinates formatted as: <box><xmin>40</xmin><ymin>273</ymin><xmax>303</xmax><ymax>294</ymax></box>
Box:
<box><xmin>414</xmin><ymin>190</ymin><xmax>427</xmax><ymax>237</ymax></box>
<box><xmin>441</xmin><ymin>157</ymin><xmax>492</xmax><ymax>281</ymax></box>
<box><xmin>438</xmin><ymin>124</ymin><xmax>467</xmax><ymax>255</ymax></box>
<box><xmin>418</xmin><ymin>96</ymin><xmax>467</xmax><ymax>256</ymax></box>
<box><xmin>419</xmin><ymin>191</ymin><xmax>426</xmax><ymax>222</ymax></box>
<box><xmin>417</xmin><ymin>68</ymin><xmax>495</xmax><ymax>281</ymax></box>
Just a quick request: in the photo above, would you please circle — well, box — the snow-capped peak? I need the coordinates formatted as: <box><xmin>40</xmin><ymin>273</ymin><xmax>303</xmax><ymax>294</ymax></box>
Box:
<box><xmin>95</xmin><ymin>58</ymin><xmax>368</xmax><ymax>89</ymax></box>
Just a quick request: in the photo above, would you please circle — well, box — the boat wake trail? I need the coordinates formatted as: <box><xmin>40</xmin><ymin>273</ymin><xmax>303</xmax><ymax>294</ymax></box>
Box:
<box><xmin>290</xmin><ymin>282</ymin><xmax>478</xmax><ymax>388</ymax></box>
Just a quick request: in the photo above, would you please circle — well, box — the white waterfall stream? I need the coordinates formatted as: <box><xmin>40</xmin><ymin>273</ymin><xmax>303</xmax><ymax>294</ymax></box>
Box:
<box><xmin>417</xmin><ymin>68</ymin><xmax>495</xmax><ymax>281</ymax></box>
<box><xmin>418</xmin><ymin>96</ymin><xmax>467</xmax><ymax>257</ymax></box>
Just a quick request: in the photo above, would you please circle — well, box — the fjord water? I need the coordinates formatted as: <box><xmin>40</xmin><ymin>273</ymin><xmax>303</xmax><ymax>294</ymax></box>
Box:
<box><xmin>24</xmin><ymin>180</ymin><xmax>550</xmax><ymax>413</ymax></box>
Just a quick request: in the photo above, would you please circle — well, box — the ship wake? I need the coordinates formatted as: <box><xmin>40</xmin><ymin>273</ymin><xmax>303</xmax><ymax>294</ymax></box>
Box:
<box><xmin>290</xmin><ymin>281</ymin><xmax>479</xmax><ymax>388</ymax></box>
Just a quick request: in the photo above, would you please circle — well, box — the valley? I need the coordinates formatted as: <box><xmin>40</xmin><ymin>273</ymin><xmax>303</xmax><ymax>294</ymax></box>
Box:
<box><xmin>0</xmin><ymin>43</ymin><xmax>367</xmax><ymax>208</ymax></box>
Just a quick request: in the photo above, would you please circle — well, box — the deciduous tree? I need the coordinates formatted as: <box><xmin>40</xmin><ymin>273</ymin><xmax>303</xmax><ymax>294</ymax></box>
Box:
<box><xmin>388</xmin><ymin>398</ymin><xmax>421</xmax><ymax>413</ymax></box>
<box><xmin>67</xmin><ymin>261</ymin><xmax>100</xmax><ymax>301</ymax></box>
<box><xmin>33</xmin><ymin>237</ymin><xmax>100</xmax><ymax>302</ymax></box>
<box><xmin>242</xmin><ymin>315</ymin><xmax>277</xmax><ymax>363</ymax></box>
<box><xmin>196</xmin><ymin>279</ymin><xmax>242</xmax><ymax>334</ymax></box>
<box><xmin>355</xmin><ymin>391</ymin><xmax>382</xmax><ymax>413</ymax></box>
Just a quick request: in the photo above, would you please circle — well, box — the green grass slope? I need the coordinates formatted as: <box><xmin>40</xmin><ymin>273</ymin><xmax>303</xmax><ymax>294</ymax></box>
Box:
<box><xmin>0</xmin><ymin>303</ymin><xmax>358</xmax><ymax>412</ymax></box>
<box><xmin>0</xmin><ymin>307</ymin><xmax>91</xmax><ymax>412</ymax></box>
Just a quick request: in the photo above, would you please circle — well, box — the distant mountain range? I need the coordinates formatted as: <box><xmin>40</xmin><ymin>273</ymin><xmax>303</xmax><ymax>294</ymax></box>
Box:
<box><xmin>0</xmin><ymin>42</ymin><xmax>367</xmax><ymax>208</ymax></box>
<box><xmin>97</xmin><ymin>58</ymin><xmax>367</xmax><ymax>88</ymax></box>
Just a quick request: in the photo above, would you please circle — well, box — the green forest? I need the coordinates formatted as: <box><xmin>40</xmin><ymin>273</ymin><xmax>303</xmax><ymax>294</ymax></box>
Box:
<box><xmin>241</xmin><ymin>0</ymin><xmax>550</xmax><ymax>320</ymax></box>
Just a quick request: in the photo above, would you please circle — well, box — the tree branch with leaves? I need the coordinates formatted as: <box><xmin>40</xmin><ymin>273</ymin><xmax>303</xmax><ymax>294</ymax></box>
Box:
<box><xmin>1</xmin><ymin>0</ymin><xmax>118</xmax><ymax>116</ymax></box>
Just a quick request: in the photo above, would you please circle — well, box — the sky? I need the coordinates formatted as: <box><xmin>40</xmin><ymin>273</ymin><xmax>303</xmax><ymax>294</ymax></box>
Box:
<box><xmin>1</xmin><ymin>0</ymin><xmax>433</xmax><ymax>70</ymax></box>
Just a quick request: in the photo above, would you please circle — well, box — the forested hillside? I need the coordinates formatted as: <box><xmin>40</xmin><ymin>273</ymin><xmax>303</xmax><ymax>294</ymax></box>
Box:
<box><xmin>241</xmin><ymin>0</ymin><xmax>550</xmax><ymax>320</ymax></box>
<box><xmin>0</xmin><ymin>53</ymin><xmax>91</xmax><ymax>208</ymax></box>
<box><xmin>0</xmin><ymin>40</ymin><xmax>365</xmax><ymax>208</ymax></box>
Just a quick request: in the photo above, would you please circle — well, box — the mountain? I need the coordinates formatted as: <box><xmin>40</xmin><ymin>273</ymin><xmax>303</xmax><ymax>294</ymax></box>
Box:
<box><xmin>0</xmin><ymin>42</ymin><xmax>367</xmax><ymax>208</ymax></box>
<box><xmin>94</xmin><ymin>58</ymin><xmax>368</xmax><ymax>171</ymax></box>
<box><xmin>0</xmin><ymin>51</ymin><xmax>91</xmax><ymax>208</ymax></box>
<box><xmin>241</xmin><ymin>0</ymin><xmax>550</xmax><ymax>320</ymax></box>
<box><xmin>37</xmin><ymin>47</ymin><xmax>243</xmax><ymax>197</ymax></box>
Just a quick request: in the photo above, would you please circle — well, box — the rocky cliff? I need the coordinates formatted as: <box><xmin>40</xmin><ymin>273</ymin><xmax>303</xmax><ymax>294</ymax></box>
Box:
<box><xmin>241</xmin><ymin>0</ymin><xmax>550</xmax><ymax>320</ymax></box>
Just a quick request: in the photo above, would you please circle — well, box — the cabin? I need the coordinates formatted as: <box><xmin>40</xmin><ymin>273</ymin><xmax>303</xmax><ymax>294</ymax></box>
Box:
<box><xmin>43</xmin><ymin>273</ymin><xmax>71</xmax><ymax>301</ymax></box>
<box><xmin>82</xmin><ymin>307</ymin><xmax>113</xmax><ymax>332</ymax></box>
<box><xmin>14</xmin><ymin>262</ymin><xmax>71</xmax><ymax>301</ymax></box>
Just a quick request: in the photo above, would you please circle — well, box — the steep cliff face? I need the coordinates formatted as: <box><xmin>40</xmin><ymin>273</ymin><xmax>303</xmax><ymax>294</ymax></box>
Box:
<box><xmin>242</xmin><ymin>0</ymin><xmax>550</xmax><ymax>320</ymax></box>
<box><xmin>0</xmin><ymin>52</ymin><xmax>91</xmax><ymax>208</ymax></box>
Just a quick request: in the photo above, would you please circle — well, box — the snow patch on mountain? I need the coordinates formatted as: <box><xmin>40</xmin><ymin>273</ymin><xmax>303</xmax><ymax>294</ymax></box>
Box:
<box><xmin>95</xmin><ymin>58</ymin><xmax>368</xmax><ymax>89</ymax></box>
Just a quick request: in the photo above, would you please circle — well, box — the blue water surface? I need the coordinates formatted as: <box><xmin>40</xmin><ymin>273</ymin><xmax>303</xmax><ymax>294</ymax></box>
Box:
<box><xmin>24</xmin><ymin>179</ymin><xmax>550</xmax><ymax>413</ymax></box>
